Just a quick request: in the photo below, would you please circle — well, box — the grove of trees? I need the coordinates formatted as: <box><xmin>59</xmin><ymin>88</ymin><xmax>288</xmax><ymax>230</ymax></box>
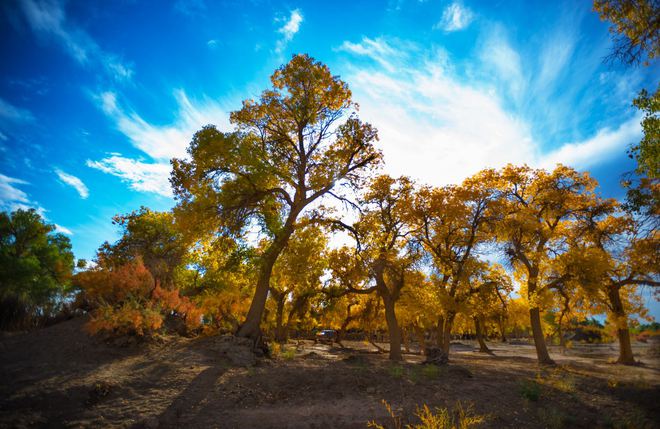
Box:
<box><xmin>1</xmin><ymin>2</ymin><xmax>658</xmax><ymax>367</ymax></box>
<box><xmin>56</xmin><ymin>53</ymin><xmax>656</xmax><ymax>366</ymax></box>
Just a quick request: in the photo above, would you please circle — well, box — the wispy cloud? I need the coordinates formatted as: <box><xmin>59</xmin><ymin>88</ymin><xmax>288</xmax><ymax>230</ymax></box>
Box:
<box><xmin>541</xmin><ymin>116</ymin><xmax>641</xmax><ymax>170</ymax></box>
<box><xmin>174</xmin><ymin>0</ymin><xmax>207</xmax><ymax>17</ymax></box>
<box><xmin>96</xmin><ymin>90</ymin><xmax>231</xmax><ymax>161</ymax></box>
<box><xmin>435</xmin><ymin>2</ymin><xmax>474</xmax><ymax>32</ymax></box>
<box><xmin>477</xmin><ymin>26</ymin><xmax>525</xmax><ymax>104</ymax></box>
<box><xmin>337</xmin><ymin>36</ymin><xmax>640</xmax><ymax>186</ymax></box>
<box><xmin>0</xmin><ymin>97</ymin><xmax>35</xmax><ymax>123</ymax></box>
<box><xmin>54</xmin><ymin>168</ymin><xmax>89</xmax><ymax>199</ymax></box>
<box><xmin>87</xmin><ymin>156</ymin><xmax>172</xmax><ymax>197</ymax></box>
<box><xmin>0</xmin><ymin>173</ymin><xmax>31</xmax><ymax>211</ymax></box>
<box><xmin>337</xmin><ymin>37</ymin><xmax>414</xmax><ymax>72</ymax></box>
<box><xmin>54</xmin><ymin>224</ymin><xmax>73</xmax><ymax>235</ymax></box>
<box><xmin>18</xmin><ymin>0</ymin><xmax>133</xmax><ymax>82</ymax></box>
<box><xmin>90</xmin><ymin>90</ymin><xmax>233</xmax><ymax>197</ymax></box>
<box><xmin>275</xmin><ymin>9</ymin><xmax>303</xmax><ymax>53</ymax></box>
<box><xmin>0</xmin><ymin>173</ymin><xmax>71</xmax><ymax>234</ymax></box>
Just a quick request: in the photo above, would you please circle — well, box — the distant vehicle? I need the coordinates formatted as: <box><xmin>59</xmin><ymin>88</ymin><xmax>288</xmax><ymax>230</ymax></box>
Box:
<box><xmin>315</xmin><ymin>329</ymin><xmax>337</xmax><ymax>345</ymax></box>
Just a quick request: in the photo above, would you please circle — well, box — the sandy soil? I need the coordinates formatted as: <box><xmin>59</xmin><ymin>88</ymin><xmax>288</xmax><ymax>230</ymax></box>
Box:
<box><xmin>1</xmin><ymin>318</ymin><xmax>659</xmax><ymax>428</ymax></box>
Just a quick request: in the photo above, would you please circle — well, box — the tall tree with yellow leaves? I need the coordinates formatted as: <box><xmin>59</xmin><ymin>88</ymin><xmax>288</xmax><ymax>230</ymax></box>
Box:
<box><xmin>171</xmin><ymin>54</ymin><xmax>381</xmax><ymax>341</ymax></box>
<box><xmin>493</xmin><ymin>164</ymin><xmax>603</xmax><ymax>364</ymax></box>
<box><xmin>413</xmin><ymin>170</ymin><xmax>499</xmax><ymax>355</ymax></box>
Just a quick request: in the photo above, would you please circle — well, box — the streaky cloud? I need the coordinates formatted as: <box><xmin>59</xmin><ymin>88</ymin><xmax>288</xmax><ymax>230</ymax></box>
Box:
<box><xmin>54</xmin><ymin>168</ymin><xmax>89</xmax><ymax>199</ymax></box>
<box><xmin>86</xmin><ymin>156</ymin><xmax>172</xmax><ymax>198</ymax></box>
<box><xmin>18</xmin><ymin>0</ymin><xmax>134</xmax><ymax>82</ymax></box>
<box><xmin>337</xmin><ymin>36</ymin><xmax>641</xmax><ymax>186</ymax></box>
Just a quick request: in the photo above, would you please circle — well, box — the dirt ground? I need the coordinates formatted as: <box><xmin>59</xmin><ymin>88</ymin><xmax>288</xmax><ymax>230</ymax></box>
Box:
<box><xmin>1</xmin><ymin>318</ymin><xmax>659</xmax><ymax>429</ymax></box>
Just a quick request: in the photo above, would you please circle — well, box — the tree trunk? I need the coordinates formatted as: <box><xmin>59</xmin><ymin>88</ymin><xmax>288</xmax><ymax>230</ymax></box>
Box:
<box><xmin>383</xmin><ymin>296</ymin><xmax>402</xmax><ymax>361</ymax></box>
<box><xmin>337</xmin><ymin>303</ymin><xmax>355</xmax><ymax>347</ymax></box>
<box><xmin>274</xmin><ymin>294</ymin><xmax>286</xmax><ymax>343</ymax></box>
<box><xmin>557</xmin><ymin>315</ymin><xmax>566</xmax><ymax>354</ymax></box>
<box><xmin>498</xmin><ymin>316</ymin><xmax>507</xmax><ymax>342</ymax></box>
<box><xmin>237</xmin><ymin>229</ymin><xmax>293</xmax><ymax>341</ymax></box>
<box><xmin>436</xmin><ymin>315</ymin><xmax>445</xmax><ymax>348</ymax></box>
<box><xmin>403</xmin><ymin>327</ymin><xmax>410</xmax><ymax>353</ymax></box>
<box><xmin>413</xmin><ymin>323</ymin><xmax>427</xmax><ymax>355</ymax></box>
<box><xmin>474</xmin><ymin>316</ymin><xmax>491</xmax><ymax>353</ymax></box>
<box><xmin>616</xmin><ymin>327</ymin><xmax>635</xmax><ymax>365</ymax></box>
<box><xmin>529</xmin><ymin>307</ymin><xmax>554</xmax><ymax>364</ymax></box>
<box><xmin>441</xmin><ymin>312</ymin><xmax>455</xmax><ymax>355</ymax></box>
<box><xmin>608</xmin><ymin>285</ymin><xmax>635</xmax><ymax>365</ymax></box>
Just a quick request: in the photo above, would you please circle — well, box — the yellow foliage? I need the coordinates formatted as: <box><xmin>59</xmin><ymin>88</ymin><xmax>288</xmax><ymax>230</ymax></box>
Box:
<box><xmin>369</xmin><ymin>400</ymin><xmax>485</xmax><ymax>429</ymax></box>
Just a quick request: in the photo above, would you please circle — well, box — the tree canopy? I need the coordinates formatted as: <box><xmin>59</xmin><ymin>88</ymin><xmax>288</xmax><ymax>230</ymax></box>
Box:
<box><xmin>0</xmin><ymin>209</ymin><xmax>75</xmax><ymax>329</ymax></box>
<box><xmin>171</xmin><ymin>54</ymin><xmax>381</xmax><ymax>340</ymax></box>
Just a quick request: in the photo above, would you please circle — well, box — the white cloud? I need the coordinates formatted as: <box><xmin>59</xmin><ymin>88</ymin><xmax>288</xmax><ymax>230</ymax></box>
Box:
<box><xmin>0</xmin><ymin>173</ymin><xmax>47</xmax><ymax>218</ymax></box>
<box><xmin>19</xmin><ymin>0</ymin><xmax>133</xmax><ymax>82</ymax></box>
<box><xmin>337</xmin><ymin>37</ymin><xmax>414</xmax><ymax>72</ymax></box>
<box><xmin>435</xmin><ymin>2</ymin><xmax>474</xmax><ymax>32</ymax></box>
<box><xmin>275</xmin><ymin>9</ymin><xmax>303</xmax><ymax>53</ymax></box>
<box><xmin>541</xmin><ymin>116</ymin><xmax>641</xmax><ymax>169</ymax></box>
<box><xmin>207</xmin><ymin>39</ymin><xmax>219</xmax><ymax>48</ymax></box>
<box><xmin>54</xmin><ymin>224</ymin><xmax>73</xmax><ymax>235</ymax></box>
<box><xmin>1</xmin><ymin>173</ymin><xmax>76</xmax><ymax>233</ymax></box>
<box><xmin>337</xmin><ymin>37</ymin><xmax>640</xmax><ymax>186</ymax></box>
<box><xmin>478</xmin><ymin>26</ymin><xmax>525</xmax><ymax>103</ymax></box>
<box><xmin>91</xmin><ymin>31</ymin><xmax>639</xmax><ymax>198</ymax></box>
<box><xmin>97</xmin><ymin>90</ymin><xmax>231</xmax><ymax>161</ymax></box>
<box><xmin>90</xmin><ymin>88</ymin><xmax>235</xmax><ymax>196</ymax></box>
<box><xmin>0</xmin><ymin>173</ymin><xmax>30</xmax><ymax>210</ymax></box>
<box><xmin>54</xmin><ymin>168</ymin><xmax>89</xmax><ymax>199</ymax></box>
<box><xmin>340</xmin><ymin>38</ymin><xmax>533</xmax><ymax>185</ymax></box>
<box><xmin>86</xmin><ymin>156</ymin><xmax>173</xmax><ymax>197</ymax></box>
<box><xmin>0</xmin><ymin>97</ymin><xmax>35</xmax><ymax>124</ymax></box>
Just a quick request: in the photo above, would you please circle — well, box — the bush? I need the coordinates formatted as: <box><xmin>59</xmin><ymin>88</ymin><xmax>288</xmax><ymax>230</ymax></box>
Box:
<box><xmin>77</xmin><ymin>259</ymin><xmax>203</xmax><ymax>338</ymax></box>
<box><xmin>519</xmin><ymin>379</ymin><xmax>541</xmax><ymax>402</ymax></box>
<box><xmin>87</xmin><ymin>299</ymin><xmax>164</xmax><ymax>337</ymax></box>
<box><xmin>368</xmin><ymin>400</ymin><xmax>485</xmax><ymax>429</ymax></box>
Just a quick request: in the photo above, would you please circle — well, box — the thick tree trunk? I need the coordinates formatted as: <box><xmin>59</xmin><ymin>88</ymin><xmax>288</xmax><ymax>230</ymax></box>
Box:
<box><xmin>436</xmin><ymin>315</ymin><xmax>445</xmax><ymax>348</ymax></box>
<box><xmin>237</xmin><ymin>223</ymin><xmax>295</xmax><ymax>341</ymax></box>
<box><xmin>474</xmin><ymin>316</ymin><xmax>491</xmax><ymax>353</ymax></box>
<box><xmin>557</xmin><ymin>316</ymin><xmax>566</xmax><ymax>354</ymax></box>
<box><xmin>274</xmin><ymin>294</ymin><xmax>286</xmax><ymax>343</ymax></box>
<box><xmin>529</xmin><ymin>307</ymin><xmax>554</xmax><ymax>364</ymax></box>
<box><xmin>441</xmin><ymin>312</ymin><xmax>455</xmax><ymax>355</ymax></box>
<box><xmin>498</xmin><ymin>316</ymin><xmax>507</xmax><ymax>342</ymax></box>
<box><xmin>616</xmin><ymin>327</ymin><xmax>635</xmax><ymax>365</ymax></box>
<box><xmin>608</xmin><ymin>286</ymin><xmax>635</xmax><ymax>365</ymax></box>
<box><xmin>383</xmin><ymin>296</ymin><xmax>402</xmax><ymax>361</ymax></box>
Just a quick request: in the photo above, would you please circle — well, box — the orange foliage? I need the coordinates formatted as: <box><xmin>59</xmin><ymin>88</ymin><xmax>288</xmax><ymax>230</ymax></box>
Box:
<box><xmin>77</xmin><ymin>259</ymin><xmax>202</xmax><ymax>337</ymax></box>
<box><xmin>74</xmin><ymin>259</ymin><xmax>153</xmax><ymax>305</ymax></box>
<box><xmin>86</xmin><ymin>300</ymin><xmax>163</xmax><ymax>337</ymax></box>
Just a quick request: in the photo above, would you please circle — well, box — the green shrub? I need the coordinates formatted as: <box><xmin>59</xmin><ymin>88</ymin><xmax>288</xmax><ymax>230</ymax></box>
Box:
<box><xmin>519</xmin><ymin>379</ymin><xmax>541</xmax><ymax>402</ymax></box>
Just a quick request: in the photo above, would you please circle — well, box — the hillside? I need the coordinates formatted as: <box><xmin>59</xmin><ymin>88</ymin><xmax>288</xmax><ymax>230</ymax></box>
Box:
<box><xmin>1</xmin><ymin>318</ymin><xmax>659</xmax><ymax>428</ymax></box>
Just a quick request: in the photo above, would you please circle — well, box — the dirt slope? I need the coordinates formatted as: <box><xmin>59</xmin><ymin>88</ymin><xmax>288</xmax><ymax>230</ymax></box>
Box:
<box><xmin>1</xmin><ymin>318</ymin><xmax>658</xmax><ymax>428</ymax></box>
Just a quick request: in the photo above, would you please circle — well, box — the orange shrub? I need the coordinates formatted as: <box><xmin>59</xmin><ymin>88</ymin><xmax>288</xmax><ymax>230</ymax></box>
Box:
<box><xmin>74</xmin><ymin>259</ymin><xmax>154</xmax><ymax>306</ymax></box>
<box><xmin>86</xmin><ymin>299</ymin><xmax>163</xmax><ymax>337</ymax></box>
<box><xmin>78</xmin><ymin>259</ymin><xmax>203</xmax><ymax>337</ymax></box>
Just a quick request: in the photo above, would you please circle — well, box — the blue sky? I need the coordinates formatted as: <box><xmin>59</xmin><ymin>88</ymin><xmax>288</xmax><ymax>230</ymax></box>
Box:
<box><xmin>0</xmin><ymin>0</ymin><xmax>657</xmax><ymax>317</ymax></box>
